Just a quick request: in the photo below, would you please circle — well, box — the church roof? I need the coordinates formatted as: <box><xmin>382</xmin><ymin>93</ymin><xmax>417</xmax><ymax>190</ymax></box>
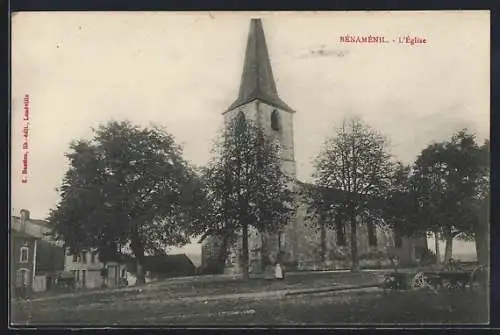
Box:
<box><xmin>295</xmin><ymin>180</ymin><xmax>387</xmax><ymax>208</ymax></box>
<box><xmin>225</xmin><ymin>18</ymin><xmax>295</xmax><ymax>114</ymax></box>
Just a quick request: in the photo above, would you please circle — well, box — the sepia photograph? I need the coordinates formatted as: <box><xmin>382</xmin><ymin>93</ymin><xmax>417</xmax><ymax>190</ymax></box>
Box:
<box><xmin>10</xmin><ymin>11</ymin><xmax>490</xmax><ymax>326</ymax></box>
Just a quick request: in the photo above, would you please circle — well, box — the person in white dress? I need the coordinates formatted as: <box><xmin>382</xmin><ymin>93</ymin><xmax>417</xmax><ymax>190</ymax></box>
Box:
<box><xmin>275</xmin><ymin>262</ymin><xmax>284</xmax><ymax>280</ymax></box>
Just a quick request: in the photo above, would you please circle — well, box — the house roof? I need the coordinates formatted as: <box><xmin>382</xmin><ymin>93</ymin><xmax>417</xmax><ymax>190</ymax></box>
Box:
<box><xmin>184</xmin><ymin>253</ymin><xmax>202</xmax><ymax>267</ymax></box>
<box><xmin>11</xmin><ymin>229</ymin><xmax>39</xmax><ymax>240</ymax></box>
<box><xmin>127</xmin><ymin>254</ymin><xmax>195</xmax><ymax>274</ymax></box>
<box><xmin>11</xmin><ymin>216</ymin><xmax>53</xmax><ymax>229</ymax></box>
<box><xmin>30</xmin><ymin>219</ymin><xmax>53</xmax><ymax>228</ymax></box>
<box><xmin>296</xmin><ymin>180</ymin><xmax>386</xmax><ymax>207</ymax></box>
<box><xmin>225</xmin><ymin>18</ymin><xmax>295</xmax><ymax>114</ymax></box>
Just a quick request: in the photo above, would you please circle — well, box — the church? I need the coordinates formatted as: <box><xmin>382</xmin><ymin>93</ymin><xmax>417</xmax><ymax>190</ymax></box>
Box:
<box><xmin>201</xmin><ymin>18</ymin><xmax>427</xmax><ymax>274</ymax></box>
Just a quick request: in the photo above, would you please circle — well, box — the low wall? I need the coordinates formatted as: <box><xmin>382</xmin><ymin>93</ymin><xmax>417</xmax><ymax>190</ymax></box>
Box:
<box><xmin>33</xmin><ymin>275</ymin><xmax>47</xmax><ymax>292</ymax></box>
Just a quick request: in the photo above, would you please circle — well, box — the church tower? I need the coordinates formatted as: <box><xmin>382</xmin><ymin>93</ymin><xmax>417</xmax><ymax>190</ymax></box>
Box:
<box><xmin>201</xmin><ymin>19</ymin><xmax>429</xmax><ymax>274</ymax></box>
<box><xmin>224</xmin><ymin>18</ymin><xmax>296</xmax><ymax>179</ymax></box>
<box><xmin>220</xmin><ymin>18</ymin><xmax>298</xmax><ymax>274</ymax></box>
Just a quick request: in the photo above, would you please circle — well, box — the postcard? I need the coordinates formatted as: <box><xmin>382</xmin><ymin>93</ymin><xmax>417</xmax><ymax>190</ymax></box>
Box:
<box><xmin>10</xmin><ymin>11</ymin><xmax>490</xmax><ymax>326</ymax></box>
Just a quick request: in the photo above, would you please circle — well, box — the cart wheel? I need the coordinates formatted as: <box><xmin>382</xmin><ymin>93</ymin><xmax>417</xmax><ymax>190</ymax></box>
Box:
<box><xmin>413</xmin><ymin>272</ymin><xmax>427</xmax><ymax>289</ymax></box>
<box><xmin>443</xmin><ymin>280</ymin><xmax>454</xmax><ymax>291</ymax></box>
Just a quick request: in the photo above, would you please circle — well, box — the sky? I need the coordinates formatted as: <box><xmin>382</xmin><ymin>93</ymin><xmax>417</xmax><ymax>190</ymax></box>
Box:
<box><xmin>11</xmin><ymin>11</ymin><xmax>489</xmax><ymax>256</ymax></box>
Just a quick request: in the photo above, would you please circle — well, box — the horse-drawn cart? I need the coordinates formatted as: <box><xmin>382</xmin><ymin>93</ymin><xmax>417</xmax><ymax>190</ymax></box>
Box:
<box><xmin>383</xmin><ymin>263</ymin><xmax>487</xmax><ymax>294</ymax></box>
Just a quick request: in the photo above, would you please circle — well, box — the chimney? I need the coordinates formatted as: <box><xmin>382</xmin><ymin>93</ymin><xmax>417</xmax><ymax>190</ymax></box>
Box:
<box><xmin>20</xmin><ymin>209</ymin><xmax>30</xmax><ymax>221</ymax></box>
<box><xmin>20</xmin><ymin>209</ymin><xmax>30</xmax><ymax>233</ymax></box>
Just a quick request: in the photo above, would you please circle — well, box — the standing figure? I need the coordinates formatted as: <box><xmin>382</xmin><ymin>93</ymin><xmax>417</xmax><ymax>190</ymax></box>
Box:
<box><xmin>275</xmin><ymin>262</ymin><xmax>284</xmax><ymax>280</ymax></box>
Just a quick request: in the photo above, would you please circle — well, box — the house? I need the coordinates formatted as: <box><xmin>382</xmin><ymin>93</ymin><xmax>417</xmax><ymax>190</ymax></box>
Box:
<box><xmin>10</xmin><ymin>229</ymin><xmax>37</xmax><ymax>297</ymax></box>
<box><xmin>64</xmin><ymin>249</ymin><xmax>128</xmax><ymax>289</ymax></box>
<box><xmin>11</xmin><ymin>210</ymin><xmax>61</xmax><ymax>244</ymax></box>
<box><xmin>10</xmin><ymin>209</ymin><xmax>65</xmax><ymax>295</ymax></box>
<box><xmin>10</xmin><ymin>209</ymin><xmax>127</xmax><ymax>292</ymax></box>
<box><xmin>201</xmin><ymin>19</ymin><xmax>428</xmax><ymax>275</ymax></box>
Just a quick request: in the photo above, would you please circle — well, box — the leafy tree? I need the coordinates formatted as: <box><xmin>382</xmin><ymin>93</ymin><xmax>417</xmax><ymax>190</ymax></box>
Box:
<box><xmin>447</xmin><ymin>135</ymin><xmax>489</xmax><ymax>265</ymax></box>
<box><xmin>35</xmin><ymin>240</ymin><xmax>65</xmax><ymax>274</ymax></box>
<box><xmin>411</xmin><ymin>130</ymin><xmax>489</xmax><ymax>265</ymax></box>
<box><xmin>48</xmin><ymin>121</ymin><xmax>207</xmax><ymax>285</ymax></box>
<box><xmin>474</xmin><ymin>140</ymin><xmax>490</xmax><ymax>266</ymax></box>
<box><xmin>382</xmin><ymin>162</ymin><xmax>425</xmax><ymax>238</ymax></box>
<box><xmin>411</xmin><ymin>142</ymin><xmax>447</xmax><ymax>265</ymax></box>
<box><xmin>197</xmin><ymin>112</ymin><xmax>295</xmax><ymax>279</ymax></box>
<box><xmin>310</xmin><ymin>117</ymin><xmax>395</xmax><ymax>271</ymax></box>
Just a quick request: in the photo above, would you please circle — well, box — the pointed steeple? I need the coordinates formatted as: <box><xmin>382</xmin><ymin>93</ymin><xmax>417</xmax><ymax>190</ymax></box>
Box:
<box><xmin>225</xmin><ymin>18</ymin><xmax>295</xmax><ymax>114</ymax></box>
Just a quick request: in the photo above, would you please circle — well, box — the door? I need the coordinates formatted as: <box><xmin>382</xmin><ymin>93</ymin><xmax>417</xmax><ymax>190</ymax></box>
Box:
<box><xmin>82</xmin><ymin>270</ymin><xmax>86</xmax><ymax>288</ymax></box>
<box><xmin>76</xmin><ymin>269</ymin><xmax>80</xmax><ymax>288</ymax></box>
<box><xmin>108</xmin><ymin>265</ymin><xmax>116</xmax><ymax>287</ymax></box>
<box><xmin>16</xmin><ymin>269</ymin><xmax>30</xmax><ymax>287</ymax></box>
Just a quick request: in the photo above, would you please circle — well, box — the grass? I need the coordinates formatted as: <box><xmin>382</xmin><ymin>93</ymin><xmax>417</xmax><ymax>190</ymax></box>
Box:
<box><xmin>10</xmin><ymin>271</ymin><xmax>488</xmax><ymax>326</ymax></box>
<box><xmin>16</xmin><ymin>270</ymin><xmax>383</xmax><ymax>303</ymax></box>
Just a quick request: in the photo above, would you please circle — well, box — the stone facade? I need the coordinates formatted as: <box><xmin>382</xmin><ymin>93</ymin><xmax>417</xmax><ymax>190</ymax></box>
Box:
<box><xmin>218</xmin><ymin>193</ymin><xmax>427</xmax><ymax>274</ymax></box>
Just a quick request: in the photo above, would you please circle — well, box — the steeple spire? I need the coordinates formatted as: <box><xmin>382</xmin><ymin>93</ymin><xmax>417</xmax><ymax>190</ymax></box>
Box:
<box><xmin>226</xmin><ymin>18</ymin><xmax>294</xmax><ymax>113</ymax></box>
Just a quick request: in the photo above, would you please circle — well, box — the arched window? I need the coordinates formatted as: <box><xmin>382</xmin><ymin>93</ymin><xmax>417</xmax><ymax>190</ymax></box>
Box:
<box><xmin>271</xmin><ymin>110</ymin><xmax>280</xmax><ymax>131</ymax></box>
<box><xmin>335</xmin><ymin>215</ymin><xmax>346</xmax><ymax>246</ymax></box>
<box><xmin>367</xmin><ymin>222</ymin><xmax>378</xmax><ymax>247</ymax></box>
<box><xmin>237</xmin><ymin>110</ymin><xmax>245</xmax><ymax>121</ymax></box>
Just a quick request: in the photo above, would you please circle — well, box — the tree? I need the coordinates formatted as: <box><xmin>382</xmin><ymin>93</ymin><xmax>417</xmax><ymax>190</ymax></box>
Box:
<box><xmin>474</xmin><ymin>140</ymin><xmax>490</xmax><ymax>266</ymax></box>
<box><xmin>197</xmin><ymin>112</ymin><xmax>295</xmax><ymax>279</ymax></box>
<box><xmin>447</xmin><ymin>135</ymin><xmax>489</xmax><ymax>265</ymax></box>
<box><xmin>310</xmin><ymin>117</ymin><xmax>395</xmax><ymax>271</ymax></box>
<box><xmin>48</xmin><ymin>121</ymin><xmax>207</xmax><ymax>285</ymax></box>
<box><xmin>411</xmin><ymin>130</ymin><xmax>489</xmax><ymax>265</ymax></box>
<box><xmin>411</xmin><ymin>142</ymin><xmax>448</xmax><ymax>265</ymax></box>
<box><xmin>382</xmin><ymin>162</ymin><xmax>425</xmax><ymax>238</ymax></box>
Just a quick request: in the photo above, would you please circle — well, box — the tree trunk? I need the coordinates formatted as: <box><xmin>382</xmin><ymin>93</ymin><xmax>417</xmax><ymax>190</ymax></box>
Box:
<box><xmin>131</xmin><ymin>231</ymin><xmax>146</xmax><ymax>285</ymax></box>
<box><xmin>350</xmin><ymin>205</ymin><xmax>359</xmax><ymax>272</ymax></box>
<box><xmin>444</xmin><ymin>233</ymin><xmax>453</xmax><ymax>265</ymax></box>
<box><xmin>474</xmin><ymin>220</ymin><xmax>489</xmax><ymax>266</ymax></box>
<box><xmin>389</xmin><ymin>256</ymin><xmax>399</xmax><ymax>273</ymax></box>
<box><xmin>320</xmin><ymin>216</ymin><xmax>326</xmax><ymax>266</ymax></box>
<box><xmin>101</xmin><ymin>262</ymin><xmax>108</xmax><ymax>288</ymax></box>
<box><xmin>241</xmin><ymin>223</ymin><xmax>249</xmax><ymax>280</ymax></box>
<box><xmin>136</xmin><ymin>258</ymin><xmax>145</xmax><ymax>285</ymax></box>
<box><xmin>217</xmin><ymin>235</ymin><xmax>230</xmax><ymax>273</ymax></box>
<box><xmin>434</xmin><ymin>229</ymin><xmax>441</xmax><ymax>266</ymax></box>
<box><xmin>261</xmin><ymin>234</ymin><xmax>267</xmax><ymax>273</ymax></box>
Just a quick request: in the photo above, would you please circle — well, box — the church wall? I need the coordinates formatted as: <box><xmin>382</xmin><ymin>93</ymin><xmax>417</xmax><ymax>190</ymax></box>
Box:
<box><xmin>203</xmin><ymin>192</ymin><xmax>428</xmax><ymax>274</ymax></box>
<box><xmin>224</xmin><ymin>101</ymin><xmax>259</xmax><ymax>125</ymax></box>
<box><xmin>291</xmin><ymin>192</ymin><xmax>423</xmax><ymax>271</ymax></box>
<box><xmin>203</xmin><ymin>18</ymin><xmax>431</xmax><ymax>276</ymax></box>
<box><xmin>224</xmin><ymin>101</ymin><xmax>297</xmax><ymax>179</ymax></box>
